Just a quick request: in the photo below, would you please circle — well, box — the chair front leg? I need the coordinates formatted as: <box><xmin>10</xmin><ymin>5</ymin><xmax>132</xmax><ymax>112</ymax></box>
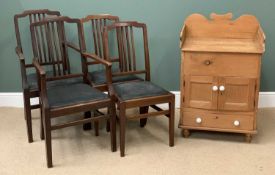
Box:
<box><xmin>43</xmin><ymin>108</ymin><xmax>53</xmax><ymax>168</ymax></box>
<box><xmin>40</xmin><ymin>105</ymin><xmax>44</xmax><ymax>140</ymax></box>
<box><xmin>105</xmin><ymin>108</ymin><xmax>111</xmax><ymax>132</ymax></box>
<box><xmin>109</xmin><ymin>103</ymin><xmax>117</xmax><ymax>152</ymax></box>
<box><xmin>139</xmin><ymin>106</ymin><xmax>149</xmax><ymax>127</ymax></box>
<box><xmin>23</xmin><ymin>91</ymin><xmax>33</xmax><ymax>143</ymax></box>
<box><xmin>119</xmin><ymin>103</ymin><xmax>126</xmax><ymax>157</ymax></box>
<box><xmin>169</xmin><ymin>97</ymin><xmax>175</xmax><ymax>147</ymax></box>
<box><xmin>38</xmin><ymin>98</ymin><xmax>44</xmax><ymax>140</ymax></box>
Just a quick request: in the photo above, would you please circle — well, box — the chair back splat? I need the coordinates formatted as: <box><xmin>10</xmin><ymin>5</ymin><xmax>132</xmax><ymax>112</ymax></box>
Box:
<box><xmin>103</xmin><ymin>22</ymin><xmax>151</xmax><ymax>82</ymax></box>
<box><xmin>14</xmin><ymin>9</ymin><xmax>61</xmax><ymax>66</ymax></box>
<box><xmin>81</xmin><ymin>15</ymin><xmax>131</xmax><ymax>91</ymax></box>
<box><xmin>81</xmin><ymin>15</ymin><xmax>119</xmax><ymax>63</ymax></box>
<box><xmin>30</xmin><ymin>16</ymin><xmax>83</xmax><ymax>76</ymax></box>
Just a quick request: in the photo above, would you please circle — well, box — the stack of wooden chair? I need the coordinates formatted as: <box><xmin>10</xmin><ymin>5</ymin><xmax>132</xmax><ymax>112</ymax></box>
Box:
<box><xmin>14</xmin><ymin>9</ymin><xmax>175</xmax><ymax>168</ymax></box>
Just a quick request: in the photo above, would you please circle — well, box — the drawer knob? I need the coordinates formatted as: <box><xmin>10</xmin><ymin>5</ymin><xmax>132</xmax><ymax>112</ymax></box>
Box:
<box><xmin>196</xmin><ymin>117</ymin><xmax>202</xmax><ymax>124</ymax></box>
<box><xmin>204</xmin><ymin>60</ymin><xmax>212</xmax><ymax>65</ymax></box>
<box><xmin>233</xmin><ymin>120</ymin><xmax>240</xmax><ymax>126</ymax></box>
<box><xmin>219</xmin><ymin>85</ymin><xmax>225</xmax><ymax>91</ymax></box>
<box><xmin>212</xmin><ymin>85</ymin><xmax>218</xmax><ymax>91</ymax></box>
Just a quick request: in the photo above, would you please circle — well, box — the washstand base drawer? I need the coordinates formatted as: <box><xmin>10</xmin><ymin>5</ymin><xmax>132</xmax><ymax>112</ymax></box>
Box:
<box><xmin>183</xmin><ymin>52</ymin><xmax>260</xmax><ymax>77</ymax></box>
<box><xmin>182</xmin><ymin>111</ymin><xmax>254</xmax><ymax>131</ymax></box>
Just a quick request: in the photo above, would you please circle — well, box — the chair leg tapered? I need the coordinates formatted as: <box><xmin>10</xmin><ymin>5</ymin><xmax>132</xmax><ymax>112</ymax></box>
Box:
<box><xmin>40</xmin><ymin>103</ymin><xmax>44</xmax><ymax>140</ymax></box>
<box><xmin>43</xmin><ymin>109</ymin><xmax>53</xmax><ymax>168</ymax></box>
<box><xmin>106</xmin><ymin>119</ymin><xmax>110</xmax><ymax>132</ymax></box>
<box><xmin>110</xmin><ymin>104</ymin><xmax>117</xmax><ymax>152</ymax></box>
<box><xmin>139</xmin><ymin>106</ymin><xmax>149</xmax><ymax>127</ymax></box>
<box><xmin>106</xmin><ymin>108</ymin><xmax>111</xmax><ymax>132</ymax></box>
<box><xmin>23</xmin><ymin>94</ymin><xmax>33</xmax><ymax>143</ymax></box>
<box><xmin>40</xmin><ymin>112</ymin><xmax>45</xmax><ymax>140</ymax></box>
<box><xmin>83</xmin><ymin>111</ymin><xmax>92</xmax><ymax>130</ymax></box>
<box><xmin>119</xmin><ymin>104</ymin><xmax>126</xmax><ymax>157</ymax></box>
<box><xmin>169</xmin><ymin>98</ymin><xmax>175</xmax><ymax>147</ymax></box>
<box><xmin>94</xmin><ymin>120</ymin><xmax>99</xmax><ymax>136</ymax></box>
<box><xmin>91</xmin><ymin>110</ymin><xmax>99</xmax><ymax>136</ymax></box>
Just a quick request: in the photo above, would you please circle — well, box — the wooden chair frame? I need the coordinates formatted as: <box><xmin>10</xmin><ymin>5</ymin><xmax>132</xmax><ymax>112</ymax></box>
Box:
<box><xmin>79</xmin><ymin>15</ymin><xmax>121</xmax><ymax>133</ymax></box>
<box><xmin>80</xmin><ymin>14</ymin><xmax>120</xmax><ymax>91</ymax></box>
<box><xmin>103</xmin><ymin>22</ymin><xmax>175</xmax><ymax>157</ymax></box>
<box><xmin>14</xmin><ymin>9</ymin><xmax>61</xmax><ymax>143</ymax></box>
<box><xmin>31</xmin><ymin>16</ymin><xmax>117</xmax><ymax>168</ymax></box>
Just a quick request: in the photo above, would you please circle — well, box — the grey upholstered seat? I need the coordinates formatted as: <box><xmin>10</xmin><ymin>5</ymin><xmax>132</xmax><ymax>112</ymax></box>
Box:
<box><xmin>113</xmin><ymin>81</ymin><xmax>169</xmax><ymax>101</ymax></box>
<box><xmin>27</xmin><ymin>72</ymin><xmax>83</xmax><ymax>90</ymax></box>
<box><xmin>89</xmin><ymin>69</ymin><xmax>141</xmax><ymax>85</ymax></box>
<box><xmin>47</xmin><ymin>83</ymin><xmax>108</xmax><ymax>108</ymax></box>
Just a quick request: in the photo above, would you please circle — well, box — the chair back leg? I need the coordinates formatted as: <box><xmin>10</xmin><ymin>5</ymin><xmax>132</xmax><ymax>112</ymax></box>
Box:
<box><xmin>106</xmin><ymin>119</ymin><xmax>110</xmax><ymax>132</ymax></box>
<box><xmin>94</xmin><ymin>114</ymin><xmax>100</xmax><ymax>136</ymax></box>
<box><xmin>83</xmin><ymin>111</ymin><xmax>92</xmax><ymax>130</ymax></box>
<box><xmin>169</xmin><ymin>96</ymin><xmax>175</xmax><ymax>147</ymax></box>
<box><xmin>109</xmin><ymin>103</ymin><xmax>117</xmax><ymax>152</ymax></box>
<box><xmin>139</xmin><ymin>106</ymin><xmax>149</xmax><ymax>127</ymax></box>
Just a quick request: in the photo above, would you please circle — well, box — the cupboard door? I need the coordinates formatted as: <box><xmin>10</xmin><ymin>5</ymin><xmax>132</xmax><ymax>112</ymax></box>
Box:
<box><xmin>184</xmin><ymin>76</ymin><xmax>218</xmax><ymax>110</ymax></box>
<box><xmin>218</xmin><ymin>77</ymin><xmax>256</xmax><ymax>111</ymax></box>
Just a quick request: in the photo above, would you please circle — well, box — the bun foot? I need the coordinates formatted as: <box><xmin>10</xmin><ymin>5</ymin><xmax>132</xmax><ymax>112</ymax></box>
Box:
<box><xmin>245</xmin><ymin>134</ymin><xmax>252</xmax><ymax>143</ymax></box>
<box><xmin>181</xmin><ymin>129</ymin><xmax>190</xmax><ymax>138</ymax></box>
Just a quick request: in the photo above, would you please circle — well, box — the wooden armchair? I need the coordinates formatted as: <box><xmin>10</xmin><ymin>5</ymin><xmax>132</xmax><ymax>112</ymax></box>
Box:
<box><xmin>80</xmin><ymin>15</ymin><xmax>141</xmax><ymax>133</ymax></box>
<box><xmin>14</xmin><ymin>9</ymin><xmax>61</xmax><ymax>143</ymax></box>
<box><xmin>103</xmin><ymin>22</ymin><xmax>175</xmax><ymax>157</ymax></box>
<box><xmin>31</xmin><ymin>16</ymin><xmax>117</xmax><ymax>168</ymax></box>
<box><xmin>81</xmin><ymin>15</ymin><xmax>141</xmax><ymax>91</ymax></box>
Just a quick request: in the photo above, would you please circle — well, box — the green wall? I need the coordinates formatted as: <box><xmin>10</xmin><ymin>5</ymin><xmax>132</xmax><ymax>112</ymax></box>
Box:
<box><xmin>0</xmin><ymin>0</ymin><xmax>275</xmax><ymax>92</ymax></box>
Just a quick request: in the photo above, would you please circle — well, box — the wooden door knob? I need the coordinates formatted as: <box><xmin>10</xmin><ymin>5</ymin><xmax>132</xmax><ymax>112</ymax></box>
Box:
<box><xmin>212</xmin><ymin>85</ymin><xmax>218</xmax><ymax>91</ymax></box>
<box><xmin>233</xmin><ymin>120</ymin><xmax>240</xmax><ymax>126</ymax></box>
<box><xmin>196</xmin><ymin>117</ymin><xmax>202</xmax><ymax>124</ymax></box>
<box><xmin>219</xmin><ymin>86</ymin><xmax>225</xmax><ymax>91</ymax></box>
<box><xmin>204</xmin><ymin>60</ymin><xmax>212</xmax><ymax>65</ymax></box>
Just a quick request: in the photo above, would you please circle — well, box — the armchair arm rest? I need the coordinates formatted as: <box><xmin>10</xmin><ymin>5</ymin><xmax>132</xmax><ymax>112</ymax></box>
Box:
<box><xmin>15</xmin><ymin>46</ymin><xmax>25</xmax><ymax>61</ymax></box>
<box><xmin>64</xmin><ymin>41</ymin><xmax>81</xmax><ymax>52</ymax></box>
<box><xmin>82</xmin><ymin>52</ymin><xmax>113</xmax><ymax>93</ymax></box>
<box><xmin>82</xmin><ymin>52</ymin><xmax>112</xmax><ymax>67</ymax></box>
<box><xmin>15</xmin><ymin>46</ymin><xmax>29</xmax><ymax>90</ymax></box>
<box><xmin>33</xmin><ymin>58</ymin><xmax>46</xmax><ymax>76</ymax></box>
<box><xmin>33</xmin><ymin>58</ymin><xmax>49</xmax><ymax>108</ymax></box>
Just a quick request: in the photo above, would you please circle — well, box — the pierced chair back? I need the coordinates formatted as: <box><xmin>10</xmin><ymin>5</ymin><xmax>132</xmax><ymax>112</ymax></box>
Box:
<box><xmin>15</xmin><ymin>9</ymin><xmax>61</xmax><ymax>66</ymax></box>
<box><xmin>31</xmin><ymin>16</ymin><xmax>71</xmax><ymax>76</ymax></box>
<box><xmin>103</xmin><ymin>22</ymin><xmax>151</xmax><ymax>83</ymax></box>
<box><xmin>80</xmin><ymin>15</ymin><xmax>122</xmax><ymax>90</ymax></box>
<box><xmin>30</xmin><ymin>16</ymin><xmax>86</xmax><ymax>88</ymax></box>
<box><xmin>81</xmin><ymin>15</ymin><xmax>119</xmax><ymax>62</ymax></box>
